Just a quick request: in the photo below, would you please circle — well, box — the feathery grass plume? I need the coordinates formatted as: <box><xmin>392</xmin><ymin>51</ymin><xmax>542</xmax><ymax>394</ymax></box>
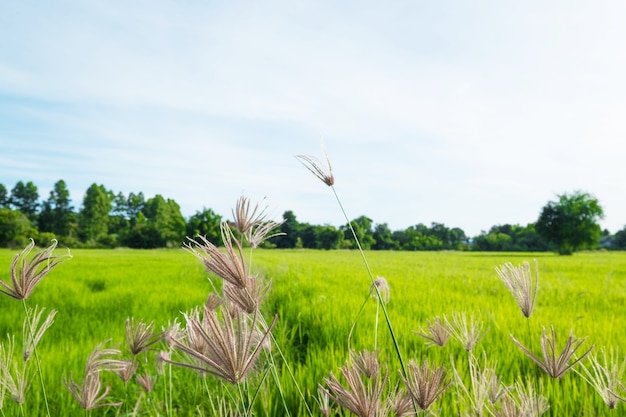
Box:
<box><xmin>447</xmin><ymin>311</ymin><xmax>489</xmax><ymax>352</ymax></box>
<box><xmin>0</xmin><ymin>239</ymin><xmax>71</xmax><ymax>301</ymax></box>
<box><xmin>321</xmin><ymin>352</ymin><xmax>389</xmax><ymax>417</ymax></box>
<box><xmin>22</xmin><ymin>305</ymin><xmax>56</xmax><ymax>362</ymax></box>
<box><xmin>248</xmin><ymin>219</ymin><xmax>285</xmax><ymax>249</ymax></box>
<box><xmin>575</xmin><ymin>347</ymin><xmax>626</xmax><ymax>409</ymax></box>
<box><xmin>510</xmin><ymin>377</ymin><xmax>550</xmax><ymax>416</ymax></box>
<box><xmin>162</xmin><ymin>319</ymin><xmax>184</xmax><ymax>349</ymax></box>
<box><xmin>317</xmin><ymin>386</ymin><xmax>332</xmax><ymax>417</ymax></box>
<box><xmin>511</xmin><ymin>326</ymin><xmax>593</xmax><ymax>379</ymax></box>
<box><xmin>64</xmin><ymin>342</ymin><xmax>127</xmax><ymax>410</ymax></box>
<box><xmin>453</xmin><ymin>352</ymin><xmax>511</xmax><ymax>415</ymax></box>
<box><xmin>495</xmin><ymin>260</ymin><xmax>539</xmax><ymax>319</ymax></box>
<box><xmin>295</xmin><ymin>144</ymin><xmax>334</xmax><ymax>186</ymax></box>
<box><xmin>401</xmin><ymin>359</ymin><xmax>450</xmax><ymax>412</ymax></box>
<box><xmin>125</xmin><ymin>317</ymin><xmax>162</xmax><ymax>356</ymax></box>
<box><xmin>165</xmin><ymin>306</ymin><xmax>277</xmax><ymax>384</ymax></box>
<box><xmin>185</xmin><ymin>222</ymin><xmax>248</xmax><ymax>289</ymax></box>
<box><xmin>223</xmin><ymin>275</ymin><xmax>272</xmax><ymax>314</ymax></box>
<box><xmin>112</xmin><ymin>359</ymin><xmax>138</xmax><ymax>383</ymax></box>
<box><xmin>0</xmin><ymin>336</ymin><xmax>30</xmax><ymax>405</ymax></box>
<box><xmin>369</xmin><ymin>277</ymin><xmax>390</xmax><ymax>304</ymax></box>
<box><xmin>232</xmin><ymin>195</ymin><xmax>269</xmax><ymax>236</ymax></box>
<box><xmin>136</xmin><ymin>372</ymin><xmax>156</xmax><ymax>393</ymax></box>
<box><xmin>350</xmin><ymin>350</ymin><xmax>380</xmax><ymax>380</ymax></box>
<box><xmin>386</xmin><ymin>389</ymin><xmax>414</xmax><ymax>417</ymax></box>
<box><xmin>414</xmin><ymin>315</ymin><xmax>451</xmax><ymax>347</ymax></box>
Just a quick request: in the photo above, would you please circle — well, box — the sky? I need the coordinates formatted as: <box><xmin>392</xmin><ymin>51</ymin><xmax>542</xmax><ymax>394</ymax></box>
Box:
<box><xmin>1</xmin><ymin>1</ymin><xmax>625</xmax><ymax>237</ymax></box>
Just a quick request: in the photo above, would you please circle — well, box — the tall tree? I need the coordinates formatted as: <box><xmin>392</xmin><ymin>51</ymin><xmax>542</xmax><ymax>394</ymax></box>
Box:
<box><xmin>274</xmin><ymin>211</ymin><xmax>300</xmax><ymax>248</ymax></box>
<box><xmin>0</xmin><ymin>183</ymin><xmax>8</xmax><ymax>207</ymax></box>
<box><xmin>342</xmin><ymin>215</ymin><xmax>375</xmax><ymax>250</ymax></box>
<box><xmin>536</xmin><ymin>191</ymin><xmax>604</xmax><ymax>255</ymax></box>
<box><xmin>143</xmin><ymin>194</ymin><xmax>186</xmax><ymax>247</ymax></box>
<box><xmin>186</xmin><ymin>208</ymin><xmax>222</xmax><ymax>244</ymax></box>
<box><xmin>0</xmin><ymin>208</ymin><xmax>35</xmax><ymax>247</ymax></box>
<box><xmin>38</xmin><ymin>180</ymin><xmax>75</xmax><ymax>236</ymax></box>
<box><xmin>10</xmin><ymin>181</ymin><xmax>39</xmax><ymax>220</ymax></box>
<box><xmin>79</xmin><ymin>183</ymin><xmax>113</xmax><ymax>243</ymax></box>
<box><xmin>372</xmin><ymin>223</ymin><xmax>399</xmax><ymax>250</ymax></box>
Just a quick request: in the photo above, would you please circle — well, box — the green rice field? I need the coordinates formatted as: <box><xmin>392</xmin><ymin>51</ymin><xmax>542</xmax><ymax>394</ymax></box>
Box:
<box><xmin>0</xmin><ymin>247</ymin><xmax>625</xmax><ymax>416</ymax></box>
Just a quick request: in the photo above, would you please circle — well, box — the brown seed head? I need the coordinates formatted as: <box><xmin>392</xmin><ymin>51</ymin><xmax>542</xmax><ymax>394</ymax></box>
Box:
<box><xmin>1</xmin><ymin>239</ymin><xmax>71</xmax><ymax>301</ymax></box>
<box><xmin>496</xmin><ymin>260</ymin><xmax>539</xmax><ymax>318</ymax></box>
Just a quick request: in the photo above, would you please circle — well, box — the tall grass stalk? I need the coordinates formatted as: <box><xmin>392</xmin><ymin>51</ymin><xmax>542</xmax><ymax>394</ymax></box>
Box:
<box><xmin>330</xmin><ymin>186</ymin><xmax>407</xmax><ymax>379</ymax></box>
<box><xmin>21</xmin><ymin>300</ymin><xmax>51</xmax><ymax>417</ymax></box>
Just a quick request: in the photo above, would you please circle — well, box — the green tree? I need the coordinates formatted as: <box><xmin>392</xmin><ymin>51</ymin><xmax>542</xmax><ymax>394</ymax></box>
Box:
<box><xmin>274</xmin><ymin>210</ymin><xmax>300</xmax><ymax>248</ymax></box>
<box><xmin>612</xmin><ymin>226</ymin><xmax>626</xmax><ymax>250</ymax></box>
<box><xmin>79</xmin><ymin>183</ymin><xmax>113</xmax><ymax>244</ymax></box>
<box><xmin>342</xmin><ymin>215</ymin><xmax>375</xmax><ymax>250</ymax></box>
<box><xmin>10</xmin><ymin>181</ymin><xmax>39</xmax><ymax>221</ymax></box>
<box><xmin>536</xmin><ymin>191</ymin><xmax>604</xmax><ymax>255</ymax></box>
<box><xmin>313</xmin><ymin>224</ymin><xmax>343</xmax><ymax>249</ymax></box>
<box><xmin>186</xmin><ymin>208</ymin><xmax>222</xmax><ymax>244</ymax></box>
<box><xmin>38</xmin><ymin>180</ymin><xmax>75</xmax><ymax>237</ymax></box>
<box><xmin>0</xmin><ymin>207</ymin><xmax>35</xmax><ymax>247</ymax></box>
<box><xmin>143</xmin><ymin>194</ymin><xmax>186</xmax><ymax>247</ymax></box>
<box><xmin>0</xmin><ymin>183</ymin><xmax>8</xmax><ymax>207</ymax></box>
<box><xmin>372</xmin><ymin>223</ymin><xmax>399</xmax><ymax>250</ymax></box>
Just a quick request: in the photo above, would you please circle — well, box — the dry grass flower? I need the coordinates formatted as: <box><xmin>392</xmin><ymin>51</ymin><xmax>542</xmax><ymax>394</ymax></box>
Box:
<box><xmin>508</xmin><ymin>377</ymin><xmax>550</xmax><ymax>416</ymax></box>
<box><xmin>447</xmin><ymin>312</ymin><xmax>488</xmax><ymax>352</ymax></box>
<box><xmin>317</xmin><ymin>385</ymin><xmax>332</xmax><ymax>417</ymax></box>
<box><xmin>0</xmin><ymin>336</ymin><xmax>30</xmax><ymax>405</ymax></box>
<box><xmin>223</xmin><ymin>275</ymin><xmax>272</xmax><ymax>314</ymax></box>
<box><xmin>64</xmin><ymin>342</ymin><xmax>126</xmax><ymax>410</ymax></box>
<box><xmin>575</xmin><ymin>347</ymin><xmax>626</xmax><ymax>409</ymax></box>
<box><xmin>321</xmin><ymin>355</ymin><xmax>389</xmax><ymax>417</ymax></box>
<box><xmin>495</xmin><ymin>260</ymin><xmax>539</xmax><ymax>319</ymax></box>
<box><xmin>136</xmin><ymin>372</ymin><xmax>156</xmax><ymax>393</ymax></box>
<box><xmin>125</xmin><ymin>317</ymin><xmax>162</xmax><ymax>356</ymax></box>
<box><xmin>185</xmin><ymin>223</ymin><xmax>248</xmax><ymax>289</ymax></box>
<box><xmin>113</xmin><ymin>360</ymin><xmax>138</xmax><ymax>383</ymax></box>
<box><xmin>401</xmin><ymin>359</ymin><xmax>450</xmax><ymax>411</ymax></box>
<box><xmin>0</xmin><ymin>239</ymin><xmax>71</xmax><ymax>301</ymax></box>
<box><xmin>511</xmin><ymin>326</ymin><xmax>593</xmax><ymax>379</ymax></box>
<box><xmin>165</xmin><ymin>307</ymin><xmax>277</xmax><ymax>384</ymax></box>
<box><xmin>369</xmin><ymin>276</ymin><xmax>390</xmax><ymax>304</ymax></box>
<box><xmin>22</xmin><ymin>305</ymin><xmax>56</xmax><ymax>362</ymax></box>
<box><xmin>350</xmin><ymin>350</ymin><xmax>380</xmax><ymax>380</ymax></box>
<box><xmin>386</xmin><ymin>389</ymin><xmax>414</xmax><ymax>417</ymax></box>
<box><xmin>414</xmin><ymin>315</ymin><xmax>451</xmax><ymax>347</ymax></box>
<box><xmin>453</xmin><ymin>352</ymin><xmax>511</xmax><ymax>415</ymax></box>
<box><xmin>295</xmin><ymin>144</ymin><xmax>335</xmax><ymax>187</ymax></box>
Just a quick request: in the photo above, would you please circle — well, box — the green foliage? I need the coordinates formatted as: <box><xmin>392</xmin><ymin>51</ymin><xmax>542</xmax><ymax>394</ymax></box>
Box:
<box><xmin>536</xmin><ymin>191</ymin><xmax>604</xmax><ymax>255</ymax></box>
<box><xmin>78</xmin><ymin>183</ymin><xmax>112</xmax><ymax>243</ymax></box>
<box><xmin>613</xmin><ymin>226</ymin><xmax>626</xmax><ymax>250</ymax></box>
<box><xmin>0</xmin><ymin>207</ymin><xmax>36</xmax><ymax>247</ymax></box>
<box><xmin>9</xmin><ymin>180</ymin><xmax>39</xmax><ymax>221</ymax></box>
<box><xmin>186</xmin><ymin>207</ymin><xmax>222</xmax><ymax>244</ymax></box>
<box><xmin>0</xmin><ymin>183</ymin><xmax>9</xmax><ymax>207</ymax></box>
<box><xmin>472</xmin><ymin>223</ymin><xmax>550</xmax><ymax>251</ymax></box>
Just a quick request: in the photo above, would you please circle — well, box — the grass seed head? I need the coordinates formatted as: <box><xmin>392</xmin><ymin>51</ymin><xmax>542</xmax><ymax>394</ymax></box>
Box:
<box><xmin>414</xmin><ymin>315</ymin><xmax>451</xmax><ymax>347</ymax></box>
<box><xmin>401</xmin><ymin>359</ymin><xmax>450</xmax><ymax>411</ymax></box>
<box><xmin>295</xmin><ymin>142</ymin><xmax>335</xmax><ymax>187</ymax></box>
<box><xmin>1</xmin><ymin>239</ymin><xmax>71</xmax><ymax>301</ymax></box>
<box><xmin>369</xmin><ymin>276</ymin><xmax>390</xmax><ymax>304</ymax></box>
<box><xmin>495</xmin><ymin>260</ymin><xmax>539</xmax><ymax>319</ymax></box>
<box><xmin>511</xmin><ymin>326</ymin><xmax>594</xmax><ymax>379</ymax></box>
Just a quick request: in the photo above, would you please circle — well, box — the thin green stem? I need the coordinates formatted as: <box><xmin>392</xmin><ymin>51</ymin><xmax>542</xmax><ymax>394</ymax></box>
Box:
<box><xmin>268</xmin><ymin>331</ymin><xmax>314</xmax><ymax>416</ymax></box>
<box><xmin>330</xmin><ymin>186</ymin><xmax>408</xmax><ymax>378</ymax></box>
<box><xmin>21</xmin><ymin>300</ymin><xmax>51</xmax><ymax>417</ymax></box>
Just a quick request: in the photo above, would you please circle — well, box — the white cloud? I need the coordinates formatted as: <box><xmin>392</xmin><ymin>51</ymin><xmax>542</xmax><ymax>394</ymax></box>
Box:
<box><xmin>1</xmin><ymin>1</ymin><xmax>626</xmax><ymax>235</ymax></box>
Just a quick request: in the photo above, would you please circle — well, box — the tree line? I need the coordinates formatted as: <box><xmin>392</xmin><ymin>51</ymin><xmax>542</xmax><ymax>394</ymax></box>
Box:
<box><xmin>1</xmin><ymin>179</ymin><xmax>625</xmax><ymax>253</ymax></box>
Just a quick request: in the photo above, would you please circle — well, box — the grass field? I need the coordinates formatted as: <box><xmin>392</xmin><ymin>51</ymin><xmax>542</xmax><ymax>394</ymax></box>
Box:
<box><xmin>0</xmin><ymin>247</ymin><xmax>625</xmax><ymax>416</ymax></box>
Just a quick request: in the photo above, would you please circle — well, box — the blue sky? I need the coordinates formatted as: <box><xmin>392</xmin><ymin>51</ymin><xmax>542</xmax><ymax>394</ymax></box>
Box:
<box><xmin>1</xmin><ymin>1</ymin><xmax>625</xmax><ymax>236</ymax></box>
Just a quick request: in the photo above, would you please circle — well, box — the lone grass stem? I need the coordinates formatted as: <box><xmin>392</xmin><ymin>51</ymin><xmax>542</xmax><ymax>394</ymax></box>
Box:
<box><xmin>330</xmin><ymin>186</ymin><xmax>408</xmax><ymax>379</ymax></box>
<box><xmin>21</xmin><ymin>300</ymin><xmax>51</xmax><ymax>417</ymax></box>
